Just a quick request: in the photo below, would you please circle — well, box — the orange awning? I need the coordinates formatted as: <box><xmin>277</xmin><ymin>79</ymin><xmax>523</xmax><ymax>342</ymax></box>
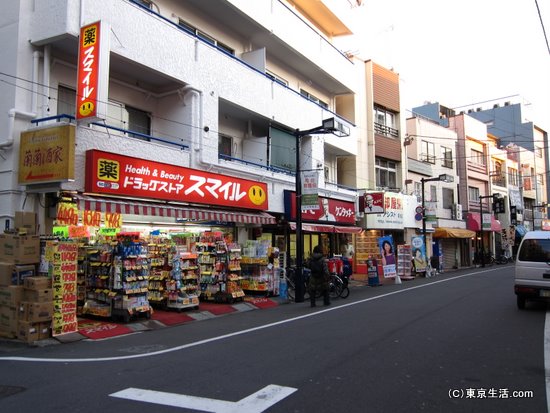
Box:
<box><xmin>434</xmin><ymin>227</ymin><xmax>476</xmax><ymax>239</ymax></box>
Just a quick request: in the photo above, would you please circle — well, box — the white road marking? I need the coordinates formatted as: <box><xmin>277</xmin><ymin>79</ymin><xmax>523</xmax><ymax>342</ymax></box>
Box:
<box><xmin>0</xmin><ymin>268</ymin><xmax>499</xmax><ymax>363</ymax></box>
<box><xmin>109</xmin><ymin>384</ymin><xmax>297</xmax><ymax>413</ymax></box>
<box><xmin>545</xmin><ymin>310</ymin><xmax>550</xmax><ymax>413</ymax></box>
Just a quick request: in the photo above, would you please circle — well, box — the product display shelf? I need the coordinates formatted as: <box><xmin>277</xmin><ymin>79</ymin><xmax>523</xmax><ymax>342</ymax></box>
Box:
<box><xmin>226</xmin><ymin>246</ymin><xmax>245</xmax><ymax>300</ymax></box>
<box><xmin>197</xmin><ymin>242</ymin><xmax>217</xmax><ymax>302</ymax></box>
<box><xmin>240</xmin><ymin>257</ymin><xmax>272</xmax><ymax>296</ymax></box>
<box><xmin>147</xmin><ymin>243</ymin><xmax>170</xmax><ymax>306</ymax></box>
<box><xmin>166</xmin><ymin>249</ymin><xmax>200</xmax><ymax>311</ymax></box>
<box><xmin>111</xmin><ymin>241</ymin><xmax>151</xmax><ymax>322</ymax></box>
<box><xmin>397</xmin><ymin>244</ymin><xmax>414</xmax><ymax>280</ymax></box>
<box><xmin>76</xmin><ymin>243</ymin><xmax>87</xmax><ymax>315</ymax></box>
<box><xmin>82</xmin><ymin>245</ymin><xmax>114</xmax><ymax>318</ymax></box>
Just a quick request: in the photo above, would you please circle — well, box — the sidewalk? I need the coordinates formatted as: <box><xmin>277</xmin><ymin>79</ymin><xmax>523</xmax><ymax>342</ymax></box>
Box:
<box><xmin>1</xmin><ymin>269</ymin><xmax>469</xmax><ymax>349</ymax></box>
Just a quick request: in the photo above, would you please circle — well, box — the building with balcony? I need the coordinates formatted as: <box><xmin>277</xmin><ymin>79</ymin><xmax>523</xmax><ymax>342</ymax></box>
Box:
<box><xmin>0</xmin><ymin>0</ymin><xmax>362</xmax><ymax>261</ymax></box>
<box><xmin>405</xmin><ymin>114</ymin><xmax>470</xmax><ymax>270</ymax></box>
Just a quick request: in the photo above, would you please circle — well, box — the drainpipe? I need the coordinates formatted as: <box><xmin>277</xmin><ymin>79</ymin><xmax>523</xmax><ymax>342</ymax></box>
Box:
<box><xmin>181</xmin><ymin>85</ymin><xmax>206</xmax><ymax>166</ymax></box>
<box><xmin>32</xmin><ymin>51</ymin><xmax>42</xmax><ymax>114</ymax></box>
<box><xmin>0</xmin><ymin>109</ymin><xmax>37</xmax><ymax>149</ymax></box>
<box><xmin>42</xmin><ymin>45</ymin><xmax>51</xmax><ymax>117</ymax></box>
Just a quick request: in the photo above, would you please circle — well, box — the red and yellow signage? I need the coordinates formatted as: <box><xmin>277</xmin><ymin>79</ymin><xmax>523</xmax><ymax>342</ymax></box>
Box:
<box><xmin>76</xmin><ymin>21</ymin><xmax>109</xmax><ymax>122</ymax></box>
<box><xmin>51</xmin><ymin>242</ymin><xmax>78</xmax><ymax>336</ymax></box>
<box><xmin>85</xmin><ymin>150</ymin><xmax>269</xmax><ymax>210</ymax></box>
<box><xmin>285</xmin><ymin>191</ymin><xmax>355</xmax><ymax>224</ymax></box>
<box><xmin>18</xmin><ymin>125</ymin><xmax>75</xmax><ymax>184</ymax></box>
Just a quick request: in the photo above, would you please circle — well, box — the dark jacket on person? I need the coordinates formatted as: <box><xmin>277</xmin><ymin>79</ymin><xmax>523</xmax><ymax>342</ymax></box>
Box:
<box><xmin>308</xmin><ymin>252</ymin><xmax>330</xmax><ymax>292</ymax></box>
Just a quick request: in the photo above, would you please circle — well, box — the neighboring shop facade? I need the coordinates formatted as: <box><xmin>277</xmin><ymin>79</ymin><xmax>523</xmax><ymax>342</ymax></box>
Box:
<box><xmin>283</xmin><ymin>190</ymin><xmax>362</xmax><ymax>269</ymax></box>
<box><xmin>356</xmin><ymin>192</ymin><xmax>418</xmax><ymax>275</ymax></box>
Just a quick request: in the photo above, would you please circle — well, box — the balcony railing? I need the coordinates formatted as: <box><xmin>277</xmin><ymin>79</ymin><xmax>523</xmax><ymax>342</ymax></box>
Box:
<box><xmin>30</xmin><ymin>114</ymin><xmax>189</xmax><ymax>150</ymax></box>
<box><xmin>420</xmin><ymin>153</ymin><xmax>436</xmax><ymax>164</ymax></box>
<box><xmin>374</xmin><ymin>123</ymin><xmax>399</xmax><ymax>139</ymax></box>
<box><xmin>491</xmin><ymin>174</ymin><xmax>507</xmax><ymax>187</ymax></box>
<box><xmin>218</xmin><ymin>154</ymin><xmax>295</xmax><ymax>176</ymax></box>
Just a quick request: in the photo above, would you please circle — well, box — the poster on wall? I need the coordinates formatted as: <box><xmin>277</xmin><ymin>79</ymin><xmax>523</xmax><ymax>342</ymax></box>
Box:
<box><xmin>411</xmin><ymin>236</ymin><xmax>427</xmax><ymax>273</ymax></box>
<box><xmin>378</xmin><ymin>235</ymin><xmax>396</xmax><ymax>278</ymax></box>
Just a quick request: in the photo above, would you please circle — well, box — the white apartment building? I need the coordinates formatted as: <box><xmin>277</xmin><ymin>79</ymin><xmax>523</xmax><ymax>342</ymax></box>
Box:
<box><xmin>0</xmin><ymin>0</ymin><xmax>363</xmax><ymax>257</ymax></box>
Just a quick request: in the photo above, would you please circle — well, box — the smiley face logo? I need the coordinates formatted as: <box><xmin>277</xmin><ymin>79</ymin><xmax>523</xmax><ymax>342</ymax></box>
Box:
<box><xmin>79</xmin><ymin>101</ymin><xmax>95</xmax><ymax>117</ymax></box>
<box><xmin>248</xmin><ymin>185</ymin><xmax>266</xmax><ymax>206</ymax></box>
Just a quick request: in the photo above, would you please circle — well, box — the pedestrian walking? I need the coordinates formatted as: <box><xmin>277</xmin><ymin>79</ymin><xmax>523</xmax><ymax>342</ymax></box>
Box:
<box><xmin>307</xmin><ymin>245</ymin><xmax>330</xmax><ymax>307</ymax></box>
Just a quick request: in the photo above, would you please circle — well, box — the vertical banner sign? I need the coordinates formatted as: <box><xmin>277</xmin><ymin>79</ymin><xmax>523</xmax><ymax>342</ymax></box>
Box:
<box><xmin>51</xmin><ymin>242</ymin><xmax>78</xmax><ymax>336</ymax></box>
<box><xmin>301</xmin><ymin>171</ymin><xmax>319</xmax><ymax>210</ymax></box>
<box><xmin>76</xmin><ymin>21</ymin><xmax>110</xmax><ymax>122</ymax></box>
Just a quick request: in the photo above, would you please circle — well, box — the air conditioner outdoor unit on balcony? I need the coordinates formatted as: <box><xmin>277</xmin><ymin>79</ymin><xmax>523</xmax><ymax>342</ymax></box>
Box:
<box><xmin>452</xmin><ymin>203</ymin><xmax>463</xmax><ymax>220</ymax></box>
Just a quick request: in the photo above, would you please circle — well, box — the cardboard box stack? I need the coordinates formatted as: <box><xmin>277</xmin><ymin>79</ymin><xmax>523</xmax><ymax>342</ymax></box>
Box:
<box><xmin>0</xmin><ymin>211</ymin><xmax>49</xmax><ymax>342</ymax></box>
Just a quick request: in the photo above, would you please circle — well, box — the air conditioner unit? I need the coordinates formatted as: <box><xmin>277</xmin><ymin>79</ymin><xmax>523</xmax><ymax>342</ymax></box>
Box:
<box><xmin>452</xmin><ymin>203</ymin><xmax>463</xmax><ymax>220</ymax></box>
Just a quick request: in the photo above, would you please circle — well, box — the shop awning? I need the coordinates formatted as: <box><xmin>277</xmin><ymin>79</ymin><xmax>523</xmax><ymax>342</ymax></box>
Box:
<box><xmin>515</xmin><ymin>225</ymin><xmax>528</xmax><ymax>238</ymax></box>
<box><xmin>289</xmin><ymin>222</ymin><xmax>363</xmax><ymax>234</ymax></box>
<box><xmin>75</xmin><ymin>195</ymin><xmax>276</xmax><ymax>225</ymax></box>
<box><xmin>466</xmin><ymin>212</ymin><xmax>502</xmax><ymax>232</ymax></box>
<box><xmin>433</xmin><ymin>227</ymin><xmax>476</xmax><ymax>239</ymax></box>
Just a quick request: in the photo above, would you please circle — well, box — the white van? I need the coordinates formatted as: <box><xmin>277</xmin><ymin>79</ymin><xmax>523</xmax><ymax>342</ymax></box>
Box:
<box><xmin>515</xmin><ymin>230</ymin><xmax>550</xmax><ymax>309</ymax></box>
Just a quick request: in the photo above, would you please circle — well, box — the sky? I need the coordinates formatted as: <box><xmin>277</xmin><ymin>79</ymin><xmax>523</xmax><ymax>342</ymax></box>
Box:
<box><xmin>336</xmin><ymin>0</ymin><xmax>550</xmax><ymax>130</ymax></box>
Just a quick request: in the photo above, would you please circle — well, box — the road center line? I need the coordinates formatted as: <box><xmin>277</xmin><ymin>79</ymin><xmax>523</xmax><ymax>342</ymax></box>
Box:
<box><xmin>0</xmin><ymin>268</ymin><xmax>499</xmax><ymax>363</ymax></box>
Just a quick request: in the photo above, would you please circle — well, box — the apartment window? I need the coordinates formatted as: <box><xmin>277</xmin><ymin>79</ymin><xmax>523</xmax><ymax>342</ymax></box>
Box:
<box><xmin>266</xmin><ymin>70</ymin><xmax>288</xmax><ymax>87</ymax></box>
<box><xmin>299</xmin><ymin>89</ymin><xmax>328</xmax><ymax>108</ymax></box>
<box><xmin>468</xmin><ymin>186</ymin><xmax>480</xmax><ymax>202</ymax></box>
<box><xmin>430</xmin><ymin>185</ymin><xmax>437</xmax><ymax>202</ymax></box>
<box><xmin>133</xmin><ymin>0</ymin><xmax>152</xmax><ymax>9</ymax></box>
<box><xmin>508</xmin><ymin>167</ymin><xmax>519</xmax><ymax>186</ymax></box>
<box><xmin>374</xmin><ymin>106</ymin><xmax>398</xmax><ymax>138</ymax></box>
<box><xmin>414</xmin><ymin>181</ymin><xmax>422</xmax><ymax>202</ymax></box>
<box><xmin>442</xmin><ymin>147</ymin><xmax>453</xmax><ymax>168</ymax></box>
<box><xmin>536</xmin><ymin>146</ymin><xmax>543</xmax><ymax>158</ymax></box>
<box><xmin>178</xmin><ymin>18</ymin><xmax>235</xmax><ymax>55</ymax></box>
<box><xmin>126</xmin><ymin>105</ymin><xmax>151</xmax><ymax>141</ymax></box>
<box><xmin>270</xmin><ymin>127</ymin><xmax>295</xmax><ymax>171</ymax></box>
<box><xmin>421</xmin><ymin>141</ymin><xmax>436</xmax><ymax>164</ymax></box>
<box><xmin>219</xmin><ymin>135</ymin><xmax>232</xmax><ymax>157</ymax></box>
<box><xmin>57</xmin><ymin>85</ymin><xmax>76</xmax><ymax>117</ymax></box>
<box><xmin>471</xmin><ymin>149</ymin><xmax>485</xmax><ymax>165</ymax></box>
<box><xmin>375</xmin><ymin>158</ymin><xmax>397</xmax><ymax>189</ymax></box>
<box><xmin>442</xmin><ymin>188</ymin><xmax>454</xmax><ymax>209</ymax></box>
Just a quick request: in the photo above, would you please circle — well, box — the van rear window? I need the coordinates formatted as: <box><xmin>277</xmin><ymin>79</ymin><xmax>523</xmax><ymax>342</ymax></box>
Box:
<box><xmin>518</xmin><ymin>239</ymin><xmax>550</xmax><ymax>262</ymax></box>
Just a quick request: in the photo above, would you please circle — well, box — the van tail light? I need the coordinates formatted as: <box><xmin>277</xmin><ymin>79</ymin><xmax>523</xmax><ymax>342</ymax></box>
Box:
<box><xmin>515</xmin><ymin>286</ymin><xmax>537</xmax><ymax>294</ymax></box>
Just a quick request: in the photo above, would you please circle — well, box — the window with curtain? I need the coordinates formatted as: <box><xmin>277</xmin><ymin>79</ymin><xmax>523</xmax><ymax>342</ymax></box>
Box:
<box><xmin>442</xmin><ymin>188</ymin><xmax>454</xmax><ymax>209</ymax></box>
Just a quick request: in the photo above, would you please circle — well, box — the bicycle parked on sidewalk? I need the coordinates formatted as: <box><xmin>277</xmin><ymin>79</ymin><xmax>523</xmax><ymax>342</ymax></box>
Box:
<box><xmin>285</xmin><ymin>267</ymin><xmax>310</xmax><ymax>301</ymax></box>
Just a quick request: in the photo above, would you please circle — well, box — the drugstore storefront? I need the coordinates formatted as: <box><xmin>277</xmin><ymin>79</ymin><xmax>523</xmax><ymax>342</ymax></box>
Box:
<box><xmin>50</xmin><ymin>149</ymin><xmax>282</xmax><ymax>321</ymax></box>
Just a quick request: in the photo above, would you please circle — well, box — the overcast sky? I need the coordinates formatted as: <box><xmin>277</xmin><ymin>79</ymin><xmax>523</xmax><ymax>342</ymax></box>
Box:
<box><xmin>337</xmin><ymin>0</ymin><xmax>550</xmax><ymax>130</ymax></box>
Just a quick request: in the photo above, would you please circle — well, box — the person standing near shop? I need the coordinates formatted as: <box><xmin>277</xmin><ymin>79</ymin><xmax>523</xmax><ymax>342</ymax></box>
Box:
<box><xmin>307</xmin><ymin>245</ymin><xmax>330</xmax><ymax>307</ymax></box>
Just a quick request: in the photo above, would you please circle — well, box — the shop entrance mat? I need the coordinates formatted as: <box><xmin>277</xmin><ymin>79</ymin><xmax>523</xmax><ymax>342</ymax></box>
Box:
<box><xmin>151</xmin><ymin>310</ymin><xmax>195</xmax><ymax>326</ymax></box>
<box><xmin>78</xmin><ymin>320</ymin><xmax>134</xmax><ymax>340</ymax></box>
<box><xmin>245</xmin><ymin>297</ymin><xmax>278</xmax><ymax>309</ymax></box>
<box><xmin>199</xmin><ymin>302</ymin><xmax>237</xmax><ymax>316</ymax></box>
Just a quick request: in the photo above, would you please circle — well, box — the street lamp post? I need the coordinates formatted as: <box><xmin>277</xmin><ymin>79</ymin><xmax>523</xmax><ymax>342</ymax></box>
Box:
<box><xmin>293</xmin><ymin>118</ymin><xmax>349</xmax><ymax>302</ymax></box>
<box><xmin>421</xmin><ymin>174</ymin><xmax>454</xmax><ymax>261</ymax></box>
<box><xmin>478</xmin><ymin>193</ymin><xmax>502</xmax><ymax>267</ymax></box>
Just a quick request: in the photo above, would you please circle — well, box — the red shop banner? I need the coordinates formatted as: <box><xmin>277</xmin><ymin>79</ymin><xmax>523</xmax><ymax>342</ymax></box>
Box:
<box><xmin>85</xmin><ymin>150</ymin><xmax>269</xmax><ymax>210</ymax></box>
<box><xmin>285</xmin><ymin>191</ymin><xmax>355</xmax><ymax>224</ymax></box>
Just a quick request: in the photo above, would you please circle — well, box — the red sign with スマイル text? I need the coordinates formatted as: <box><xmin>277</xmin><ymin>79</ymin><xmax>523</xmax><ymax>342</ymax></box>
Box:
<box><xmin>85</xmin><ymin>150</ymin><xmax>269</xmax><ymax>210</ymax></box>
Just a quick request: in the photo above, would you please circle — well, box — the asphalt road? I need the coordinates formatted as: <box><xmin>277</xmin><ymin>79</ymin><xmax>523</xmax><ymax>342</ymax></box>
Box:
<box><xmin>0</xmin><ymin>265</ymin><xmax>547</xmax><ymax>413</ymax></box>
